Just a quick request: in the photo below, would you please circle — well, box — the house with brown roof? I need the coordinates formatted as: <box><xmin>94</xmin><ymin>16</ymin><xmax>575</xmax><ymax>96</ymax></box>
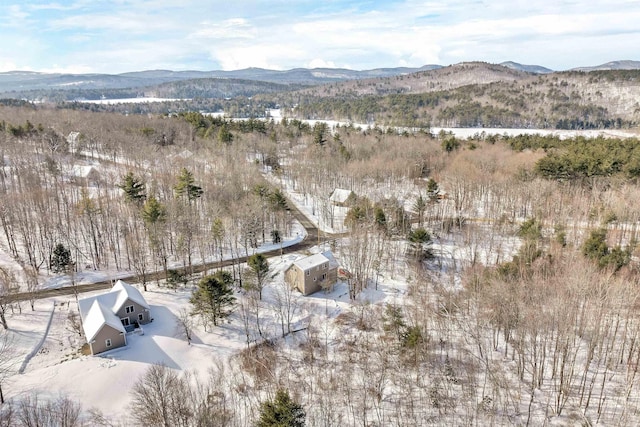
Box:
<box><xmin>78</xmin><ymin>280</ymin><xmax>151</xmax><ymax>355</ymax></box>
<box><xmin>284</xmin><ymin>251</ymin><xmax>339</xmax><ymax>295</ymax></box>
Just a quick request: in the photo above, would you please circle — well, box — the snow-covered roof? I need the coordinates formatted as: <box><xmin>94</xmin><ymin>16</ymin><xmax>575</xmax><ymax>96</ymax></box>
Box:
<box><xmin>321</xmin><ymin>251</ymin><xmax>339</xmax><ymax>269</ymax></box>
<box><xmin>70</xmin><ymin>165</ymin><xmax>100</xmax><ymax>179</ymax></box>
<box><xmin>177</xmin><ymin>149</ymin><xmax>193</xmax><ymax>159</ymax></box>
<box><xmin>78</xmin><ymin>292</ymin><xmax>119</xmax><ymax>320</ymax></box>
<box><xmin>293</xmin><ymin>253</ymin><xmax>331</xmax><ymax>271</ymax></box>
<box><xmin>329</xmin><ymin>188</ymin><xmax>353</xmax><ymax>204</ymax></box>
<box><xmin>78</xmin><ymin>280</ymin><xmax>149</xmax><ymax>341</ymax></box>
<box><xmin>79</xmin><ymin>281</ymin><xmax>149</xmax><ymax>319</ymax></box>
<box><xmin>112</xmin><ymin>280</ymin><xmax>149</xmax><ymax>311</ymax></box>
<box><xmin>82</xmin><ymin>300</ymin><xmax>126</xmax><ymax>342</ymax></box>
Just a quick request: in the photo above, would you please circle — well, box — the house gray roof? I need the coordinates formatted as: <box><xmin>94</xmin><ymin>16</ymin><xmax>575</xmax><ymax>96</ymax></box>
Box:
<box><xmin>78</xmin><ymin>280</ymin><xmax>149</xmax><ymax>342</ymax></box>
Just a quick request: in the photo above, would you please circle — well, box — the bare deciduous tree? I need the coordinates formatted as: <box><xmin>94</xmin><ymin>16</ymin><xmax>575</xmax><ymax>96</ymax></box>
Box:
<box><xmin>0</xmin><ymin>331</ymin><xmax>16</xmax><ymax>404</ymax></box>
<box><xmin>16</xmin><ymin>393</ymin><xmax>82</xmax><ymax>427</ymax></box>
<box><xmin>175</xmin><ymin>308</ymin><xmax>194</xmax><ymax>345</ymax></box>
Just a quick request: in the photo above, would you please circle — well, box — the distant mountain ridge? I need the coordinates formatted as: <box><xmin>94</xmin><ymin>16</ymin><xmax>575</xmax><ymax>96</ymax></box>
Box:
<box><xmin>1</xmin><ymin>60</ymin><xmax>638</xmax><ymax>104</ymax></box>
<box><xmin>0</xmin><ymin>65</ymin><xmax>442</xmax><ymax>94</ymax></box>
<box><xmin>499</xmin><ymin>61</ymin><xmax>554</xmax><ymax>74</ymax></box>
<box><xmin>571</xmin><ymin>60</ymin><xmax>640</xmax><ymax>72</ymax></box>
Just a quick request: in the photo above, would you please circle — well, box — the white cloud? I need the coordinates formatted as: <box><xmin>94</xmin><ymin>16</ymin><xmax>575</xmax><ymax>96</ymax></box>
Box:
<box><xmin>8</xmin><ymin>4</ymin><xmax>29</xmax><ymax>20</ymax></box>
<box><xmin>190</xmin><ymin>18</ymin><xmax>256</xmax><ymax>40</ymax></box>
<box><xmin>0</xmin><ymin>60</ymin><xmax>19</xmax><ymax>72</ymax></box>
<box><xmin>2</xmin><ymin>0</ymin><xmax>640</xmax><ymax>73</ymax></box>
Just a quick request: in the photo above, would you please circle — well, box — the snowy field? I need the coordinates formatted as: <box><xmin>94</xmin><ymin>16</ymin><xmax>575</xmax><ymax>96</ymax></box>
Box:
<box><xmin>219</xmin><ymin>109</ymin><xmax>640</xmax><ymax>140</ymax></box>
<box><xmin>431</xmin><ymin>126</ymin><xmax>639</xmax><ymax>140</ymax></box>
<box><xmin>2</xmin><ymin>243</ymin><xmax>415</xmax><ymax>422</ymax></box>
<box><xmin>72</xmin><ymin>97</ymin><xmax>189</xmax><ymax>104</ymax></box>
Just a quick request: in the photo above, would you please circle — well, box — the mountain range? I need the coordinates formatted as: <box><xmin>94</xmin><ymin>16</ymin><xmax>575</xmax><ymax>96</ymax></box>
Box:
<box><xmin>1</xmin><ymin>60</ymin><xmax>639</xmax><ymax>98</ymax></box>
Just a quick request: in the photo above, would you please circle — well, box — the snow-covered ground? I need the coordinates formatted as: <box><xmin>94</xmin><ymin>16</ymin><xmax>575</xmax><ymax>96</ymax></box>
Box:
<box><xmin>36</xmin><ymin>221</ymin><xmax>306</xmax><ymax>292</ymax></box>
<box><xmin>222</xmin><ymin>109</ymin><xmax>640</xmax><ymax>140</ymax></box>
<box><xmin>431</xmin><ymin>126</ymin><xmax>639</xmax><ymax>140</ymax></box>
<box><xmin>2</xmin><ymin>243</ymin><xmax>411</xmax><ymax>422</ymax></box>
<box><xmin>72</xmin><ymin>97</ymin><xmax>189</xmax><ymax>104</ymax></box>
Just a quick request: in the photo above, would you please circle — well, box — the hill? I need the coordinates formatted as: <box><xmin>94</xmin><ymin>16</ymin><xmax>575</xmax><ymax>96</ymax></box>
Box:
<box><xmin>283</xmin><ymin>63</ymin><xmax>640</xmax><ymax>128</ymax></box>
<box><xmin>0</xmin><ymin>64</ymin><xmax>439</xmax><ymax>96</ymax></box>
<box><xmin>571</xmin><ymin>60</ymin><xmax>640</xmax><ymax>72</ymax></box>
<box><xmin>499</xmin><ymin>61</ymin><xmax>554</xmax><ymax>74</ymax></box>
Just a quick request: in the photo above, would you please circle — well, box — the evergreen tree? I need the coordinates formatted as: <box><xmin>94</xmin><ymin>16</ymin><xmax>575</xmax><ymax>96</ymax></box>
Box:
<box><xmin>174</xmin><ymin>168</ymin><xmax>203</xmax><ymax>201</ymax></box>
<box><xmin>190</xmin><ymin>272</ymin><xmax>235</xmax><ymax>328</ymax></box>
<box><xmin>407</xmin><ymin>227</ymin><xmax>433</xmax><ymax>260</ymax></box>
<box><xmin>582</xmin><ymin>228</ymin><xmax>632</xmax><ymax>271</ymax></box>
<box><xmin>268</xmin><ymin>188</ymin><xmax>288</xmax><ymax>211</ymax></box>
<box><xmin>412</xmin><ymin>194</ymin><xmax>427</xmax><ymax>227</ymax></box>
<box><xmin>257</xmin><ymin>389</ymin><xmax>306</xmax><ymax>427</ymax></box>
<box><xmin>141</xmin><ymin>195</ymin><xmax>167</xmax><ymax>226</ymax></box>
<box><xmin>166</xmin><ymin>269</ymin><xmax>188</xmax><ymax>290</ymax></box>
<box><xmin>51</xmin><ymin>243</ymin><xmax>72</xmax><ymax>273</ymax></box>
<box><xmin>118</xmin><ymin>171</ymin><xmax>146</xmax><ymax>204</ymax></box>
<box><xmin>374</xmin><ymin>207</ymin><xmax>387</xmax><ymax>231</ymax></box>
<box><xmin>218</xmin><ymin>124</ymin><xmax>233</xmax><ymax>144</ymax></box>
<box><xmin>312</xmin><ymin>122</ymin><xmax>327</xmax><ymax>146</ymax></box>
<box><xmin>247</xmin><ymin>253</ymin><xmax>270</xmax><ymax>299</ymax></box>
<box><xmin>426</xmin><ymin>178</ymin><xmax>440</xmax><ymax>202</ymax></box>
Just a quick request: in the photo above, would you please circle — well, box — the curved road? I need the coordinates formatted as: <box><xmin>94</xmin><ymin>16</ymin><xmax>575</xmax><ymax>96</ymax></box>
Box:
<box><xmin>3</xmin><ymin>197</ymin><xmax>331</xmax><ymax>303</ymax></box>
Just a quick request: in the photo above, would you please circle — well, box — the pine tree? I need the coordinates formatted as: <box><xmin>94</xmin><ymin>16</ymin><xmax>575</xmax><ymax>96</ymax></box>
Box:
<box><xmin>247</xmin><ymin>253</ymin><xmax>270</xmax><ymax>299</ymax></box>
<box><xmin>51</xmin><ymin>243</ymin><xmax>72</xmax><ymax>273</ymax></box>
<box><xmin>374</xmin><ymin>207</ymin><xmax>387</xmax><ymax>231</ymax></box>
<box><xmin>190</xmin><ymin>272</ymin><xmax>235</xmax><ymax>328</ymax></box>
<box><xmin>141</xmin><ymin>195</ymin><xmax>167</xmax><ymax>226</ymax></box>
<box><xmin>412</xmin><ymin>194</ymin><xmax>427</xmax><ymax>227</ymax></box>
<box><xmin>257</xmin><ymin>389</ymin><xmax>305</xmax><ymax>427</ymax></box>
<box><xmin>174</xmin><ymin>168</ymin><xmax>203</xmax><ymax>201</ymax></box>
<box><xmin>426</xmin><ymin>178</ymin><xmax>440</xmax><ymax>202</ymax></box>
<box><xmin>312</xmin><ymin>122</ymin><xmax>327</xmax><ymax>146</ymax></box>
<box><xmin>118</xmin><ymin>171</ymin><xmax>146</xmax><ymax>204</ymax></box>
<box><xmin>218</xmin><ymin>124</ymin><xmax>233</xmax><ymax>144</ymax></box>
<box><xmin>407</xmin><ymin>227</ymin><xmax>433</xmax><ymax>260</ymax></box>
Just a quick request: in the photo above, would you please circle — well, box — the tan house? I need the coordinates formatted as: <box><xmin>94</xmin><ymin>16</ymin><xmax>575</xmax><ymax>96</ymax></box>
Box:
<box><xmin>285</xmin><ymin>251</ymin><xmax>339</xmax><ymax>295</ymax></box>
<box><xmin>78</xmin><ymin>280</ymin><xmax>151</xmax><ymax>355</ymax></box>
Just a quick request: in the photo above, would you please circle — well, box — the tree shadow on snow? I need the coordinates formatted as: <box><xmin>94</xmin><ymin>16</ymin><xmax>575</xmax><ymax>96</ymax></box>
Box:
<box><xmin>146</xmin><ymin>304</ymin><xmax>204</xmax><ymax>345</ymax></box>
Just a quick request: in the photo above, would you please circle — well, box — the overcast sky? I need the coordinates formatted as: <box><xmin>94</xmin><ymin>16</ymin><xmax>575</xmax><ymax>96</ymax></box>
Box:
<box><xmin>1</xmin><ymin>0</ymin><xmax>638</xmax><ymax>74</ymax></box>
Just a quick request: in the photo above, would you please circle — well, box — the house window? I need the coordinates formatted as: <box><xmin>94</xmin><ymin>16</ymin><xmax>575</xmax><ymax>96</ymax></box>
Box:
<box><xmin>105</xmin><ymin>339</ymin><xmax>112</xmax><ymax>348</ymax></box>
<box><xmin>321</xmin><ymin>273</ymin><xmax>326</xmax><ymax>280</ymax></box>
<box><xmin>121</xmin><ymin>318</ymin><xmax>130</xmax><ymax>326</ymax></box>
<box><xmin>323</xmin><ymin>263</ymin><xmax>327</xmax><ymax>269</ymax></box>
<box><xmin>138</xmin><ymin>313</ymin><xmax>144</xmax><ymax>322</ymax></box>
<box><xmin>313</xmin><ymin>277</ymin><xmax>316</xmax><ymax>281</ymax></box>
<box><xmin>306</xmin><ymin>270</ymin><xmax>310</xmax><ymax>276</ymax></box>
<box><xmin>125</xmin><ymin>305</ymin><xmax>135</xmax><ymax>314</ymax></box>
